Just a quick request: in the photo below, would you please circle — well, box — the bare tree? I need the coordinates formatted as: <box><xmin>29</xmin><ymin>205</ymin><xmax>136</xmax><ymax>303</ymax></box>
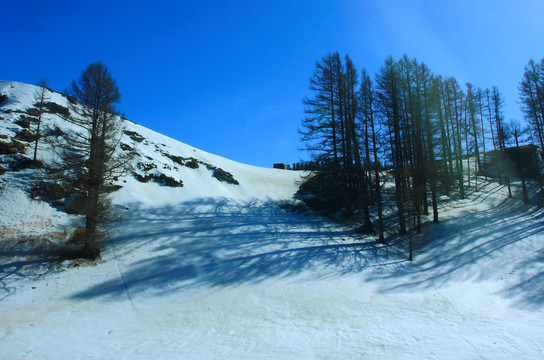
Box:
<box><xmin>33</xmin><ymin>78</ymin><xmax>50</xmax><ymax>165</ymax></box>
<box><xmin>299</xmin><ymin>53</ymin><xmax>342</xmax><ymax>205</ymax></box>
<box><xmin>510</xmin><ymin>119</ymin><xmax>530</xmax><ymax>204</ymax></box>
<box><xmin>465</xmin><ymin>83</ymin><xmax>481</xmax><ymax>189</ymax></box>
<box><xmin>519</xmin><ymin>59</ymin><xmax>544</xmax><ymax>149</ymax></box>
<box><xmin>376</xmin><ymin>55</ymin><xmax>407</xmax><ymax>235</ymax></box>
<box><xmin>492</xmin><ymin>86</ymin><xmax>512</xmax><ymax>198</ymax></box>
<box><xmin>359</xmin><ymin>69</ymin><xmax>385</xmax><ymax>242</ymax></box>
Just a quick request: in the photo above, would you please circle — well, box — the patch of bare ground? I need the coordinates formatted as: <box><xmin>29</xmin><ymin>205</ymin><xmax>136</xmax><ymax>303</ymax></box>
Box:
<box><xmin>0</xmin><ymin>227</ymin><xmax>101</xmax><ymax>277</ymax></box>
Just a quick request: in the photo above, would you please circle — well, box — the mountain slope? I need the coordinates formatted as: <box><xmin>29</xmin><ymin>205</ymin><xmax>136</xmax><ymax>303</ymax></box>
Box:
<box><xmin>1</xmin><ymin>81</ymin><xmax>544</xmax><ymax>359</ymax></box>
<box><xmin>0</xmin><ymin>80</ymin><xmax>302</xmax><ymax>237</ymax></box>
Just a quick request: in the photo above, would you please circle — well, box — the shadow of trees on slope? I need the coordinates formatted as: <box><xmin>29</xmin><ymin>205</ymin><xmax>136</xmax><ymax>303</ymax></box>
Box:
<box><xmin>369</xmin><ymin>199</ymin><xmax>544</xmax><ymax>309</ymax></box>
<box><xmin>499</xmin><ymin>246</ymin><xmax>544</xmax><ymax>309</ymax></box>
<box><xmin>70</xmin><ymin>198</ymin><xmax>405</xmax><ymax>300</ymax></box>
<box><xmin>0</xmin><ymin>238</ymin><xmax>78</xmax><ymax>302</ymax></box>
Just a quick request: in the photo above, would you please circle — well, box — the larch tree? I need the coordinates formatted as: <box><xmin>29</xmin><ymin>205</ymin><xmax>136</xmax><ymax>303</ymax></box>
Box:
<box><xmin>477</xmin><ymin>87</ymin><xmax>488</xmax><ymax>179</ymax></box>
<box><xmin>491</xmin><ymin>85</ymin><xmax>512</xmax><ymax>198</ymax></box>
<box><xmin>344</xmin><ymin>55</ymin><xmax>373</xmax><ymax>233</ymax></box>
<box><xmin>60</xmin><ymin>62</ymin><xmax>127</xmax><ymax>259</ymax></box>
<box><xmin>300</xmin><ymin>54</ymin><xmax>339</xmax><ymax>171</ymax></box>
<box><xmin>519</xmin><ymin>58</ymin><xmax>544</xmax><ymax>149</ymax></box>
<box><xmin>300</xmin><ymin>52</ymin><xmax>374</xmax><ymax>228</ymax></box>
<box><xmin>416</xmin><ymin>61</ymin><xmax>439</xmax><ymax>223</ymax></box>
<box><xmin>359</xmin><ymin>68</ymin><xmax>385</xmax><ymax>242</ymax></box>
<box><xmin>375</xmin><ymin>55</ymin><xmax>407</xmax><ymax>235</ymax></box>
<box><xmin>33</xmin><ymin>77</ymin><xmax>50</xmax><ymax>165</ymax></box>
<box><xmin>299</xmin><ymin>52</ymin><xmax>536</xmax><ymax>257</ymax></box>
<box><xmin>465</xmin><ymin>82</ymin><xmax>481</xmax><ymax>189</ymax></box>
<box><xmin>510</xmin><ymin>119</ymin><xmax>530</xmax><ymax>204</ymax></box>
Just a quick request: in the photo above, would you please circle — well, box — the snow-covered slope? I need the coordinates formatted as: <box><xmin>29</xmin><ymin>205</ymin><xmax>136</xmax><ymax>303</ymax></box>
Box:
<box><xmin>1</xmin><ymin>81</ymin><xmax>544</xmax><ymax>359</ymax></box>
<box><xmin>0</xmin><ymin>80</ymin><xmax>302</xmax><ymax>233</ymax></box>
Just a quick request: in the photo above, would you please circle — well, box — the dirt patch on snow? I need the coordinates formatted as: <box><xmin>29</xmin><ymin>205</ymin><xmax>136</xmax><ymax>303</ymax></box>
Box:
<box><xmin>0</xmin><ymin>227</ymin><xmax>98</xmax><ymax>277</ymax></box>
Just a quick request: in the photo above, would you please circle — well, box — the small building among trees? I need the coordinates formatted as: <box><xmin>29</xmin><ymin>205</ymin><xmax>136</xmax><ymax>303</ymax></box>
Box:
<box><xmin>273</xmin><ymin>163</ymin><xmax>291</xmax><ymax>170</ymax></box>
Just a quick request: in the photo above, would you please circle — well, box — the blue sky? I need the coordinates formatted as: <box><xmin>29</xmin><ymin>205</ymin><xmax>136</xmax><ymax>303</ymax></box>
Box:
<box><xmin>3</xmin><ymin>1</ymin><xmax>544</xmax><ymax>167</ymax></box>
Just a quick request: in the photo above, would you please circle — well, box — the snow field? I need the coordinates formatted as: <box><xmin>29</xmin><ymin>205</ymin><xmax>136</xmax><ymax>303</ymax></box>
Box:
<box><xmin>3</xmin><ymin>181</ymin><xmax>544</xmax><ymax>359</ymax></box>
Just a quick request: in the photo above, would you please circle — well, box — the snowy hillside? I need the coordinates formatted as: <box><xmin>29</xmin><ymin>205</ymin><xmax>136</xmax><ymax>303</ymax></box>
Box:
<box><xmin>0</xmin><ymin>80</ymin><xmax>301</xmax><ymax>238</ymax></box>
<box><xmin>1</xmin><ymin>81</ymin><xmax>544</xmax><ymax>359</ymax></box>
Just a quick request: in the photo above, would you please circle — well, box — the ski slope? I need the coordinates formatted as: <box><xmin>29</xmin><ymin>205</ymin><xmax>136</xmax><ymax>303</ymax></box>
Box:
<box><xmin>1</xmin><ymin>81</ymin><xmax>544</xmax><ymax>359</ymax></box>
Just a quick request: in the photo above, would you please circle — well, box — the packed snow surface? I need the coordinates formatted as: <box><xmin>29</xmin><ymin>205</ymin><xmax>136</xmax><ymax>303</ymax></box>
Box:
<box><xmin>1</xmin><ymin>81</ymin><xmax>544</xmax><ymax>359</ymax></box>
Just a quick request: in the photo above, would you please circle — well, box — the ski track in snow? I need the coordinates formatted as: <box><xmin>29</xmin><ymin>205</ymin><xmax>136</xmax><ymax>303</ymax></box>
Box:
<box><xmin>1</xmin><ymin>81</ymin><xmax>544</xmax><ymax>359</ymax></box>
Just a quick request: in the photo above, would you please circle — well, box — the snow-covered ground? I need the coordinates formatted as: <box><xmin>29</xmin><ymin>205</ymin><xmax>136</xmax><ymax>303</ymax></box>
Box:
<box><xmin>1</xmin><ymin>81</ymin><xmax>544</xmax><ymax>359</ymax></box>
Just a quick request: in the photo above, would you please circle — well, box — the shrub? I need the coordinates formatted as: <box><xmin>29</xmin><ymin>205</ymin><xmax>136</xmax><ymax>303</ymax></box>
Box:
<box><xmin>136</xmin><ymin>162</ymin><xmax>156</xmax><ymax>172</ymax></box>
<box><xmin>186</xmin><ymin>158</ymin><xmax>199</xmax><ymax>169</ymax></box>
<box><xmin>298</xmin><ymin>171</ymin><xmax>343</xmax><ymax>214</ymax></box>
<box><xmin>123</xmin><ymin>130</ymin><xmax>145</xmax><ymax>143</ymax></box>
<box><xmin>65</xmin><ymin>194</ymin><xmax>88</xmax><ymax>215</ymax></box>
<box><xmin>30</xmin><ymin>181</ymin><xmax>73</xmax><ymax>201</ymax></box>
<box><xmin>0</xmin><ymin>164</ymin><xmax>5</xmax><ymax>176</ymax></box>
<box><xmin>44</xmin><ymin>125</ymin><xmax>66</xmax><ymax>138</ymax></box>
<box><xmin>134</xmin><ymin>172</ymin><xmax>153</xmax><ymax>183</ymax></box>
<box><xmin>154</xmin><ymin>173</ymin><xmax>184</xmax><ymax>187</ymax></box>
<box><xmin>15</xmin><ymin>116</ymin><xmax>34</xmax><ymax>129</ymax></box>
<box><xmin>506</xmin><ymin>145</ymin><xmax>539</xmax><ymax>177</ymax></box>
<box><xmin>103</xmin><ymin>183</ymin><xmax>123</xmax><ymax>192</ymax></box>
<box><xmin>43</xmin><ymin>102</ymin><xmax>70</xmax><ymax>117</ymax></box>
<box><xmin>0</xmin><ymin>93</ymin><xmax>7</xmax><ymax>105</ymax></box>
<box><xmin>14</xmin><ymin>129</ymin><xmax>36</xmax><ymax>142</ymax></box>
<box><xmin>0</xmin><ymin>139</ymin><xmax>26</xmax><ymax>154</ymax></box>
<box><xmin>120</xmin><ymin>143</ymin><xmax>133</xmax><ymax>152</ymax></box>
<box><xmin>11</xmin><ymin>139</ymin><xmax>27</xmax><ymax>153</ymax></box>
<box><xmin>66</xmin><ymin>227</ymin><xmax>86</xmax><ymax>245</ymax></box>
<box><xmin>64</xmin><ymin>227</ymin><xmax>103</xmax><ymax>261</ymax></box>
<box><xmin>65</xmin><ymin>227</ymin><xmax>101</xmax><ymax>258</ymax></box>
<box><xmin>25</xmin><ymin>107</ymin><xmax>39</xmax><ymax>117</ymax></box>
<box><xmin>133</xmin><ymin>171</ymin><xmax>183</xmax><ymax>187</ymax></box>
<box><xmin>10</xmin><ymin>156</ymin><xmax>41</xmax><ymax>171</ymax></box>
<box><xmin>164</xmin><ymin>153</ymin><xmax>185</xmax><ymax>166</ymax></box>
<box><xmin>64</xmin><ymin>94</ymin><xmax>78</xmax><ymax>105</ymax></box>
<box><xmin>213</xmin><ymin>168</ymin><xmax>239</xmax><ymax>185</ymax></box>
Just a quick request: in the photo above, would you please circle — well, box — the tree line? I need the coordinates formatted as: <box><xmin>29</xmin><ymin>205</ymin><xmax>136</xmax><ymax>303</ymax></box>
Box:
<box><xmin>300</xmin><ymin>53</ymin><xmax>544</xmax><ymax>254</ymax></box>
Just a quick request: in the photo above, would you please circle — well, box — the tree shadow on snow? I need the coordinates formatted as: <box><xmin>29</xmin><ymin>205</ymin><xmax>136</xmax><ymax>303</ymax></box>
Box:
<box><xmin>0</xmin><ymin>241</ymin><xmax>79</xmax><ymax>302</ymax></box>
<box><xmin>69</xmin><ymin>198</ymin><xmax>405</xmax><ymax>301</ymax></box>
<box><xmin>498</xmin><ymin>247</ymin><xmax>544</xmax><ymax>309</ymax></box>
<box><xmin>368</xmin><ymin>195</ymin><xmax>544</xmax><ymax>309</ymax></box>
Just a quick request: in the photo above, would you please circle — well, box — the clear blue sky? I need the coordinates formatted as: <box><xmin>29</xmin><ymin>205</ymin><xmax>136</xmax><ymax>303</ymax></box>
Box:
<box><xmin>3</xmin><ymin>0</ymin><xmax>543</xmax><ymax>167</ymax></box>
